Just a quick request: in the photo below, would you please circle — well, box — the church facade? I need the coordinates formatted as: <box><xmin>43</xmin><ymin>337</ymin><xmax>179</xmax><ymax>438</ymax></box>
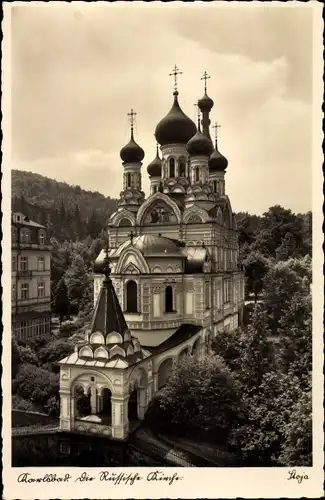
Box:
<box><xmin>59</xmin><ymin>69</ymin><xmax>245</xmax><ymax>441</ymax></box>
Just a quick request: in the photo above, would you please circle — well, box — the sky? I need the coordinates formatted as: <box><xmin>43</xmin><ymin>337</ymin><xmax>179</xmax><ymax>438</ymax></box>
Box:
<box><xmin>11</xmin><ymin>2</ymin><xmax>315</xmax><ymax>215</ymax></box>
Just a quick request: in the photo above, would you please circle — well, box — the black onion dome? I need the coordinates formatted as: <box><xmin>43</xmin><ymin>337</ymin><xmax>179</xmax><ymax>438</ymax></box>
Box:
<box><xmin>147</xmin><ymin>149</ymin><xmax>162</xmax><ymax>177</ymax></box>
<box><xmin>209</xmin><ymin>141</ymin><xmax>228</xmax><ymax>171</ymax></box>
<box><xmin>198</xmin><ymin>92</ymin><xmax>214</xmax><ymax>112</ymax></box>
<box><xmin>120</xmin><ymin>131</ymin><xmax>144</xmax><ymax>163</ymax></box>
<box><xmin>155</xmin><ymin>91</ymin><xmax>197</xmax><ymax>146</ymax></box>
<box><xmin>186</xmin><ymin>124</ymin><xmax>213</xmax><ymax>157</ymax></box>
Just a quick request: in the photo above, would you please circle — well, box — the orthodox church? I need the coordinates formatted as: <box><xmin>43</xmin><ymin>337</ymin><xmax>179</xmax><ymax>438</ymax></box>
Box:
<box><xmin>59</xmin><ymin>67</ymin><xmax>245</xmax><ymax>441</ymax></box>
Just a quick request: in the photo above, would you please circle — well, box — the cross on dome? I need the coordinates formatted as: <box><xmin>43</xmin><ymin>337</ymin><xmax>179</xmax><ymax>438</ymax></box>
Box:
<box><xmin>169</xmin><ymin>64</ymin><xmax>183</xmax><ymax>92</ymax></box>
<box><xmin>213</xmin><ymin>122</ymin><xmax>221</xmax><ymax>141</ymax></box>
<box><xmin>127</xmin><ymin>108</ymin><xmax>137</xmax><ymax>133</ymax></box>
<box><xmin>201</xmin><ymin>71</ymin><xmax>211</xmax><ymax>93</ymax></box>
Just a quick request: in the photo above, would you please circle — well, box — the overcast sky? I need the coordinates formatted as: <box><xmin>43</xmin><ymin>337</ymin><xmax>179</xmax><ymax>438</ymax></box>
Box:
<box><xmin>11</xmin><ymin>3</ymin><xmax>315</xmax><ymax>215</ymax></box>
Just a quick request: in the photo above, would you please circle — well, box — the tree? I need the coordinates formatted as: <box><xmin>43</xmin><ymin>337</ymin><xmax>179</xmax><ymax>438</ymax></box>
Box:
<box><xmin>64</xmin><ymin>254</ymin><xmax>92</xmax><ymax>314</ymax></box>
<box><xmin>276</xmin><ymin>287</ymin><xmax>312</xmax><ymax>383</ymax></box>
<box><xmin>243</xmin><ymin>251</ymin><xmax>270</xmax><ymax>301</ymax></box>
<box><xmin>17</xmin><ymin>344</ymin><xmax>38</xmax><ymax>365</ymax></box>
<box><xmin>264</xmin><ymin>257</ymin><xmax>311</xmax><ymax>330</ymax></box>
<box><xmin>255</xmin><ymin>205</ymin><xmax>304</xmax><ymax>258</ymax></box>
<box><xmin>228</xmin><ymin>371</ymin><xmax>304</xmax><ymax>465</ymax></box>
<box><xmin>276</xmin><ymin>232</ymin><xmax>297</xmax><ymax>261</ymax></box>
<box><xmin>53</xmin><ymin>278</ymin><xmax>70</xmax><ymax>324</ymax></box>
<box><xmin>233</xmin><ymin>305</ymin><xmax>274</xmax><ymax>392</ymax></box>
<box><xmin>38</xmin><ymin>338</ymin><xmax>74</xmax><ymax>368</ymax></box>
<box><xmin>86</xmin><ymin>211</ymin><xmax>103</xmax><ymax>239</ymax></box>
<box><xmin>277</xmin><ymin>388</ymin><xmax>312</xmax><ymax>466</ymax></box>
<box><xmin>13</xmin><ymin>364</ymin><xmax>59</xmax><ymax>410</ymax></box>
<box><xmin>146</xmin><ymin>354</ymin><xmax>243</xmax><ymax>444</ymax></box>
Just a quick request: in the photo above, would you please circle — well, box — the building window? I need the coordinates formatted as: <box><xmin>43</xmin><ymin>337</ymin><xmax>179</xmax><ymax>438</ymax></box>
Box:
<box><xmin>21</xmin><ymin>283</ymin><xmax>29</xmax><ymax>300</ymax></box>
<box><xmin>39</xmin><ymin>231</ymin><xmax>45</xmax><ymax>245</ymax></box>
<box><xmin>126</xmin><ymin>173</ymin><xmax>132</xmax><ymax>188</ymax></box>
<box><xmin>223</xmin><ymin>279</ymin><xmax>232</xmax><ymax>303</ymax></box>
<box><xmin>12</xmin><ymin>256</ymin><xmax>16</xmax><ymax>271</ymax></box>
<box><xmin>126</xmin><ymin>280</ymin><xmax>138</xmax><ymax>313</ymax></box>
<box><xmin>179</xmin><ymin>158</ymin><xmax>186</xmax><ymax>177</ymax></box>
<box><xmin>12</xmin><ymin>284</ymin><xmax>16</xmax><ymax>301</ymax></box>
<box><xmin>165</xmin><ymin>286</ymin><xmax>174</xmax><ymax>313</ymax></box>
<box><xmin>195</xmin><ymin>167</ymin><xmax>200</xmax><ymax>182</ymax></box>
<box><xmin>20</xmin><ymin>229</ymin><xmax>30</xmax><ymax>243</ymax></box>
<box><xmin>38</xmin><ymin>282</ymin><xmax>45</xmax><ymax>298</ymax></box>
<box><xmin>20</xmin><ymin>256</ymin><xmax>28</xmax><ymax>271</ymax></box>
<box><xmin>213</xmin><ymin>180</ymin><xmax>217</xmax><ymax>193</ymax></box>
<box><xmin>12</xmin><ymin>227</ymin><xmax>17</xmax><ymax>242</ymax></box>
<box><xmin>37</xmin><ymin>257</ymin><xmax>45</xmax><ymax>271</ymax></box>
<box><xmin>169</xmin><ymin>158</ymin><xmax>175</xmax><ymax>178</ymax></box>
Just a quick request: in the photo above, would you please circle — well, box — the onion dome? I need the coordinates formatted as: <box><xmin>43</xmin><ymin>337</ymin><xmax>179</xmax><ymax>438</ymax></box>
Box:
<box><xmin>155</xmin><ymin>91</ymin><xmax>197</xmax><ymax>146</ymax></box>
<box><xmin>209</xmin><ymin>138</ymin><xmax>228</xmax><ymax>172</ymax></box>
<box><xmin>147</xmin><ymin>144</ymin><xmax>162</xmax><ymax>177</ymax></box>
<box><xmin>186</xmin><ymin>119</ymin><xmax>213</xmax><ymax>157</ymax></box>
<box><xmin>120</xmin><ymin>129</ymin><xmax>144</xmax><ymax>163</ymax></box>
<box><xmin>198</xmin><ymin>92</ymin><xmax>214</xmax><ymax>112</ymax></box>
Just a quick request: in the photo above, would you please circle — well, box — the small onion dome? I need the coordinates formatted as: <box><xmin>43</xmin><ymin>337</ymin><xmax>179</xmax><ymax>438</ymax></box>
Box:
<box><xmin>198</xmin><ymin>92</ymin><xmax>214</xmax><ymax>112</ymax></box>
<box><xmin>209</xmin><ymin>140</ymin><xmax>228</xmax><ymax>171</ymax></box>
<box><xmin>155</xmin><ymin>91</ymin><xmax>197</xmax><ymax>146</ymax></box>
<box><xmin>147</xmin><ymin>146</ymin><xmax>162</xmax><ymax>177</ymax></box>
<box><xmin>186</xmin><ymin>122</ymin><xmax>214</xmax><ymax>157</ymax></box>
<box><xmin>120</xmin><ymin>131</ymin><xmax>144</xmax><ymax>163</ymax></box>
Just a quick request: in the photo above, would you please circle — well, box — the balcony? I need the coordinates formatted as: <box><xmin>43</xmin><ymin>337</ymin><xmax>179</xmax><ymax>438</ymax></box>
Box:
<box><xmin>14</xmin><ymin>269</ymin><xmax>51</xmax><ymax>279</ymax></box>
<box><xmin>17</xmin><ymin>270</ymin><xmax>33</xmax><ymax>279</ymax></box>
<box><xmin>12</xmin><ymin>242</ymin><xmax>51</xmax><ymax>251</ymax></box>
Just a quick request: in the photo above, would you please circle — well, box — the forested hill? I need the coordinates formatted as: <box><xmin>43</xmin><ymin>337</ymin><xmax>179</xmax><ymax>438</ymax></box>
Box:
<box><xmin>11</xmin><ymin>170</ymin><xmax>118</xmax><ymax>242</ymax></box>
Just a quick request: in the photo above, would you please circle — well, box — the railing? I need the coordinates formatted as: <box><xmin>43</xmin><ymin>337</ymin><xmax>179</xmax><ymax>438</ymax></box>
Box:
<box><xmin>17</xmin><ymin>270</ymin><xmax>33</xmax><ymax>279</ymax></box>
<box><xmin>12</xmin><ymin>242</ymin><xmax>51</xmax><ymax>251</ymax></box>
<box><xmin>14</xmin><ymin>269</ymin><xmax>51</xmax><ymax>277</ymax></box>
<box><xmin>12</xmin><ymin>425</ymin><xmax>58</xmax><ymax>436</ymax></box>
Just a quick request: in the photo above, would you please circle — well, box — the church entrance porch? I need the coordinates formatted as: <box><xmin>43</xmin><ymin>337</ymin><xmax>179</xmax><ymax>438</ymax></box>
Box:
<box><xmin>72</xmin><ymin>382</ymin><xmax>113</xmax><ymax>436</ymax></box>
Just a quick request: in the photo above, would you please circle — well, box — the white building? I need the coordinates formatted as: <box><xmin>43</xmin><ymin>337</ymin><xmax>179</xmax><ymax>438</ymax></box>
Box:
<box><xmin>11</xmin><ymin>212</ymin><xmax>51</xmax><ymax>340</ymax></box>
<box><xmin>59</xmin><ymin>71</ymin><xmax>245</xmax><ymax>440</ymax></box>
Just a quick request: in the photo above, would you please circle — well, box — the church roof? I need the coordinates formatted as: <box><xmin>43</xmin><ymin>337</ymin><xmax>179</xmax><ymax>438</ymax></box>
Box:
<box><xmin>89</xmin><ymin>276</ymin><xmax>128</xmax><ymax>337</ymax></box>
<box><xmin>59</xmin><ymin>252</ymin><xmax>151</xmax><ymax>369</ymax></box>
<box><xmin>144</xmin><ymin>324</ymin><xmax>201</xmax><ymax>355</ymax></box>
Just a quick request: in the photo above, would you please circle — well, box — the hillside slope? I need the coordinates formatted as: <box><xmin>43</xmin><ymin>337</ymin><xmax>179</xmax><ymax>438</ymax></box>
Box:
<box><xmin>12</xmin><ymin>170</ymin><xmax>118</xmax><ymax>241</ymax></box>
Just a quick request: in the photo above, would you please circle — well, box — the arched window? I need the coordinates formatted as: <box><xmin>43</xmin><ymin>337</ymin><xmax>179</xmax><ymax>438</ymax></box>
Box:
<box><xmin>169</xmin><ymin>158</ymin><xmax>175</xmax><ymax>178</ymax></box>
<box><xmin>195</xmin><ymin>167</ymin><xmax>200</xmax><ymax>182</ymax></box>
<box><xmin>39</xmin><ymin>230</ymin><xmax>46</xmax><ymax>245</ymax></box>
<box><xmin>165</xmin><ymin>286</ymin><xmax>174</xmax><ymax>313</ymax></box>
<box><xmin>179</xmin><ymin>158</ymin><xmax>186</xmax><ymax>177</ymax></box>
<box><xmin>126</xmin><ymin>173</ymin><xmax>132</xmax><ymax>188</ymax></box>
<box><xmin>126</xmin><ymin>280</ymin><xmax>138</xmax><ymax>313</ymax></box>
<box><xmin>118</xmin><ymin>218</ymin><xmax>132</xmax><ymax>227</ymax></box>
<box><xmin>213</xmin><ymin>180</ymin><xmax>218</xmax><ymax>193</ymax></box>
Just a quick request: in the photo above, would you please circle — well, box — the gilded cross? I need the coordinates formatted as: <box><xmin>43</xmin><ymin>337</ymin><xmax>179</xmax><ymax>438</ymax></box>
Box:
<box><xmin>212</xmin><ymin>122</ymin><xmax>221</xmax><ymax>141</ymax></box>
<box><xmin>201</xmin><ymin>71</ymin><xmax>211</xmax><ymax>93</ymax></box>
<box><xmin>169</xmin><ymin>64</ymin><xmax>183</xmax><ymax>91</ymax></box>
<box><xmin>127</xmin><ymin>109</ymin><xmax>137</xmax><ymax>132</ymax></box>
